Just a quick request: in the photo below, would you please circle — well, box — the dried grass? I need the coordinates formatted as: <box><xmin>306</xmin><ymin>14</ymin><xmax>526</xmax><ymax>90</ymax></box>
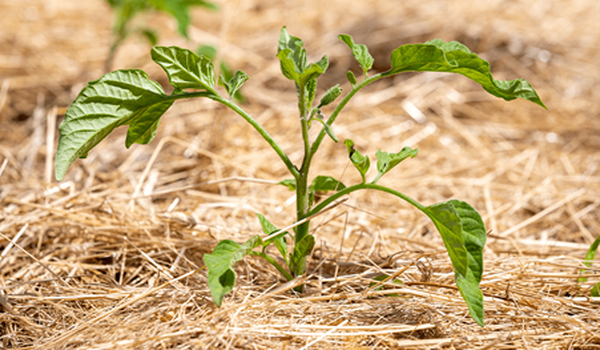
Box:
<box><xmin>1</xmin><ymin>0</ymin><xmax>600</xmax><ymax>348</ymax></box>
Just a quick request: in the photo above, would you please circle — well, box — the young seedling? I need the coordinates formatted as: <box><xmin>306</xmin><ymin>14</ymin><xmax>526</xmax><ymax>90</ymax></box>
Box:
<box><xmin>55</xmin><ymin>27</ymin><xmax>546</xmax><ymax>327</ymax></box>
<box><xmin>104</xmin><ymin>0</ymin><xmax>217</xmax><ymax>71</ymax></box>
<box><xmin>579</xmin><ymin>236</ymin><xmax>600</xmax><ymax>296</ymax></box>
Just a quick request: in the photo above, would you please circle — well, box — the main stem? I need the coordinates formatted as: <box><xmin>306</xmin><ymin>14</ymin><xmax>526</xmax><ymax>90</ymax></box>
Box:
<box><xmin>294</xmin><ymin>84</ymin><xmax>312</xmax><ymax>279</ymax></box>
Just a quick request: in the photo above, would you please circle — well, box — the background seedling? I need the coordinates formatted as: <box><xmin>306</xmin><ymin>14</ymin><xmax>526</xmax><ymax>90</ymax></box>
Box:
<box><xmin>55</xmin><ymin>27</ymin><xmax>545</xmax><ymax>327</ymax></box>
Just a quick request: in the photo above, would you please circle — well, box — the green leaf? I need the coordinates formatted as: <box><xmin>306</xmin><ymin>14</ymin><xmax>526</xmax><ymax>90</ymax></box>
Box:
<box><xmin>276</xmin><ymin>27</ymin><xmax>328</xmax><ymax>88</ymax></box>
<box><xmin>140</xmin><ymin>28</ymin><xmax>158</xmax><ymax>46</ymax></box>
<box><xmin>309</xmin><ymin>175</ymin><xmax>346</xmax><ymax>192</ymax></box>
<box><xmin>290</xmin><ymin>234</ymin><xmax>315</xmax><ymax>275</ymax></box>
<box><xmin>369</xmin><ymin>274</ymin><xmax>404</xmax><ymax>297</ymax></box>
<box><xmin>318</xmin><ymin>84</ymin><xmax>342</xmax><ymax>108</ymax></box>
<box><xmin>592</xmin><ymin>283</ymin><xmax>600</xmax><ymax>297</ymax></box>
<box><xmin>347</xmin><ymin>71</ymin><xmax>357</xmax><ymax>86</ymax></box>
<box><xmin>147</xmin><ymin>0</ymin><xmax>217</xmax><ymax>38</ymax></box>
<box><xmin>257</xmin><ymin>213</ymin><xmax>289</xmax><ymax>265</ymax></box>
<box><xmin>55</xmin><ymin>69</ymin><xmax>174</xmax><ymax>181</ymax></box>
<box><xmin>579</xmin><ymin>235</ymin><xmax>600</xmax><ymax>283</ymax></box>
<box><xmin>423</xmin><ymin>200</ymin><xmax>487</xmax><ymax>326</ymax></box>
<box><xmin>338</xmin><ymin>34</ymin><xmax>374</xmax><ymax>76</ymax></box>
<box><xmin>278</xmin><ymin>179</ymin><xmax>296</xmax><ymax>191</ymax></box>
<box><xmin>151</xmin><ymin>46</ymin><xmax>216</xmax><ymax>93</ymax></box>
<box><xmin>218</xmin><ymin>70</ymin><xmax>249</xmax><ymax>100</ymax></box>
<box><xmin>314</xmin><ymin>118</ymin><xmax>338</xmax><ymax>143</ymax></box>
<box><xmin>384</xmin><ymin>39</ymin><xmax>546</xmax><ymax>108</ymax></box>
<box><xmin>203</xmin><ymin>235</ymin><xmax>263</xmax><ymax>307</ymax></box>
<box><xmin>373</xmin><ymin>147</ymin><xmax>418</xmax><ymax>183</ymax></box>
<box><xmin>344</xmin><ymin>139</ymin><xmax>370</xmax><ymax>183</ymax></box>
<box><xmin>196</xmin><ymin>44</ymin><xmax>218</xmax><ymax>59</ymax></box>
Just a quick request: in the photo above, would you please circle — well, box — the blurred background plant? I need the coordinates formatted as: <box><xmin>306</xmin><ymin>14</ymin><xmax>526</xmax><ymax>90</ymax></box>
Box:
<box><xmin>104</xmin><ymin>0</ymin><xmax>217</xmax><ymax>72</ymax></box>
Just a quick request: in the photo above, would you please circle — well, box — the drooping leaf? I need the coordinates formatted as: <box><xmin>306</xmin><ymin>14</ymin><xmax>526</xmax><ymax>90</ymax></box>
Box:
<box><xmin>218</xmin><ymin>70</ymin><xmax>249</xmax><ymax>100</ymax></box>
<box><xmin>318</xmin><ymin>84</ymin><xmax>342</xmax><ymax>108</ymax></box>
<box><xmin>423</xmin><ymin>200</ymin><xmax>486</xmax><ymax>326</ymax></box>
<box><xmin>151</xmin><ymin>46</ymin><xmax>216</xmax><ymax>92</ymax></box>
<box><xmin>290</xmin><ymin>234</ymin><xmax>315</xmax><ymax>275</ymax></box>
<box><xmin>344</xmin><ymin>139</ymin><xmax>370</xmax><ymax>183</ymax></box>
<box><xmin>257</xmin><ymin>213</ymin><xmax>289</xmax><ymax>265</ymax></box>
<box><xmin>579</xmin><ymin>235</ymin><xmax>600</xmax><ymax>283</ymax></box>
<box><xmin>203</xmin><ymin>235</ymin><xmax>262</xmax><ymax>307</ymax></box>
<box><xmin>338</xmin><ymin>34</ymin><xmax>374</xmax><ymax>76</ymax></box>
<box><xmin>347</xmin><ymin>71</ymin><xmax>357</xmax><ymax>86</ymax></box>
<box><xmin>384</xmin><ymin>39</ymin><xmax>546</xmax><ymax>108</ymax></box>
<box><xmin>55</xmin><ymin>69</ymin><xmax>174</xmax><ymax>181</ymax></box>
<box><xmin>276</xmin><ymin>27</ymin><xmax>328</xmax><ymax>88</ymax></box>
<box><xmin>278</xmin><ymin>179</ymin><xmax>296</xmax><ymax>191</ymax></box>
<box><xmin>372</xmin><ymin>147</ymin><xmax>418</xmax><ymax>183</ymax></box>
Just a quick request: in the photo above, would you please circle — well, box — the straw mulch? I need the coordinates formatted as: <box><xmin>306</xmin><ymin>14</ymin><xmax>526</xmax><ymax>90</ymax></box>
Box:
<box><xmin>1</xmin><ymin>0</ymin><xmax>599</xmax><ymax>348</ymax></box>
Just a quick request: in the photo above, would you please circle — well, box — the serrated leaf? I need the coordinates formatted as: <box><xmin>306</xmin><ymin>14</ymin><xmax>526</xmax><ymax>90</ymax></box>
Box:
<box><xmin>338</xmin><ymin>34</ymin><xmax>374</xmax><ymax>75</ymax></box>
<box><xmin>203</xmin><ymin>235</ymin><xmax>263</xmax><ymax>307</ymax></box>
<box><xmin>278</xmin><ymin>179</ymin><xmax>296</xmax><ymax>191</ymax></box>
<box><xmin>257</xmin><ymin>213</ymin><xmax>289</xmax><ymax>265</ymax></box>
<box><xmin>318</xmin><ymin>84</ymin><xmax>342</xmax><ymax>108</ymax></box>
<box><xmin>290</xmin><ymin>234</ymin><xmax>315</xmax><ymax>275</ymax></box>
<box><xmin>347</xmin><ymin>71</ymin><xmax>357</xmax><ymax>86</ymax></box>
<box><xmin>276</xmin><ymin>27</ymin><xmax>328</xmax><ymax>88</ymax></box>
<box><xmin>373</xmin><ymin>147</ymin><xmax>418</xmax><ymax>183</ymax></box>
<box><xmin>151</xmin><ymin>46</ymin><xmax>216</xmax><ymax>92</ymax></box>
<box><xmin>344</xmin><ymin>139</ymin><xmax>370</xmax><ymax>183</ymax></box>
<box><xmin>384</xmin><ymin>39</ymin><xmax>546</xmax><ymax>108</ymax></box>
<box><xmin>423</xmin><ymin>200</ymin><xmax>486</xmax><ymax>326</ymax></box>
<box><xmin>579</xmin><ymin>235</ymin><xmax>600</xmax><ymax>283</ymax></box>
<box><xmin>218</xmin><ymin>70</ymin><xmax>249</xmax><ymax>100</ymax></box>
<box><xmin>55</xmin><ymin>69</ymin><xmax>173</xmax><ymax>181</ymax></box>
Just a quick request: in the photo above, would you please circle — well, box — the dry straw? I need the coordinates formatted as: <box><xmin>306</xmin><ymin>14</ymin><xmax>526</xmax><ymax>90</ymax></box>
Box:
<box><xmin>1</xmin><ymin>0</ymin><xmax>599</xmax><ymax>348</ymax></box>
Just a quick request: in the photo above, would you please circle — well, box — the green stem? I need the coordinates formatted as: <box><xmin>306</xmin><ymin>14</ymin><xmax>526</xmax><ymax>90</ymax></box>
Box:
<box><xmin>209</xmin><ymin>94</ymin><xmax>299</xmax><ymax>179</ymax></box>
<box><xmin>294</xmin><ymin>84</ymin><xmax>312</xmax><ymax>278</ymax></box>
<box><xmin>307</xmin><ymin>73</ymin><xmax>384</xmax><ymax>166</ymax></box>
<box><xmin>250</xmin><ymin>251</ymin><xmax>294</xmax><ymax>281</ymax></box>
<box><xmin>307</xmin><ymin>183</ymin><xmax>426</xmax><ymax>217</ymax></box>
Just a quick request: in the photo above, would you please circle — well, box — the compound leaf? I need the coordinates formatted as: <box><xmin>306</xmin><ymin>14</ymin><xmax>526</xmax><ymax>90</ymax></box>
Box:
<box><xmin>55</xmin><ymin>69</ymin><xmax>173</xmax><ymax>181</ymax></box>
<box><xmin>373</xmin><ymin>147</ymin><xmax>418</xmax><ymax>183</ymax></box>
<box><xmin>423</xmin><ymin>199</ymin><xmax>486</xmax><ymax>326</ymax></box>
<box><xmin>338</xmin><ymin>34</ymin><xmax>374</xmax><ymax>75</ymax></box>
<box><xmin>151</xmin><ymin>46</ymin><xmax>216</xmax><ymax>93</ymax></box>
<box><xmin>203</xmin><ymin>235</ymin><xmax>263</xmax><ymax>307</ymax></box>
<box><xmin>344</xmin><ymin>139</ymin><xmax>370</xmax><ymax>183</ymax></box>
<box><xmin>384</xmin><ymin>39</ymin><xmax>546</xmax><ymax>108</ymax></box>
<box><xmin>218</xmin><ymin>70</ymin><xmax>249</xmax><ymax>100</ymax></box>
